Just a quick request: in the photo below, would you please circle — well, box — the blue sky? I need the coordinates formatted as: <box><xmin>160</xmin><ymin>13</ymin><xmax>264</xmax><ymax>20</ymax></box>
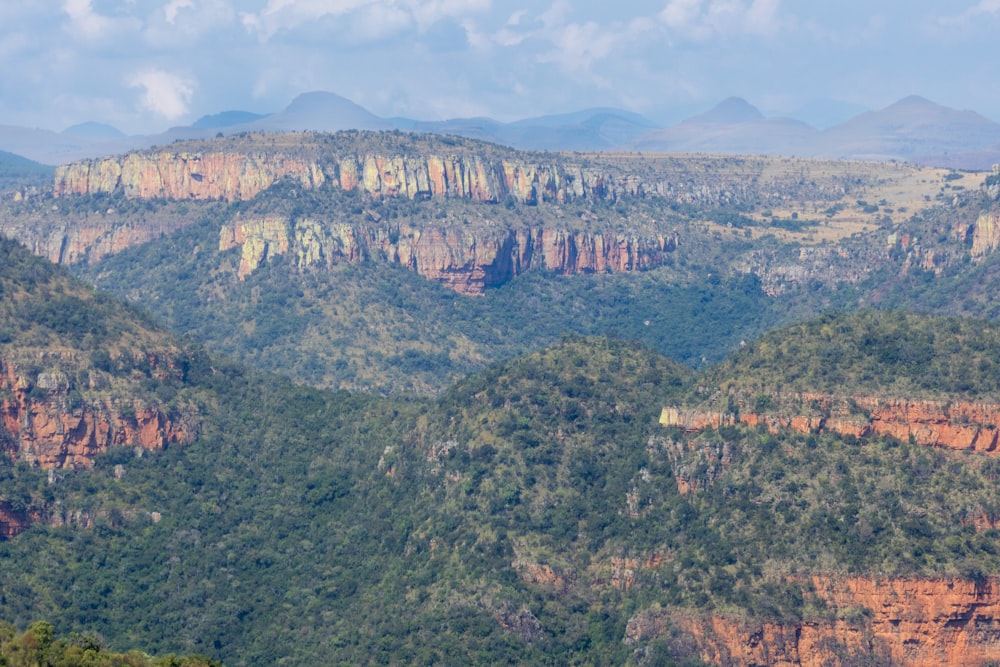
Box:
<box><xmin>4</xmin><ymin>1</ymin><xmax>1000</xmax><ymax>134</ymax></box>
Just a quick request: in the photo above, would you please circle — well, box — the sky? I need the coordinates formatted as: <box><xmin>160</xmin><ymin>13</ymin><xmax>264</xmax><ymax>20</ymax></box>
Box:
<box><xmin>3</xmin><ymin>1</ymin><xmax>1000</xmax><ymax>135</ymax></box>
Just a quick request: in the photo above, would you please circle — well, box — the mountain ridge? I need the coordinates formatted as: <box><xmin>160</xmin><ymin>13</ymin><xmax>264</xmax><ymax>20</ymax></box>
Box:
<box><xmin>4</xmin><ymin>91</ymin><xmax>999</xmax><ymax>168</ymax></box>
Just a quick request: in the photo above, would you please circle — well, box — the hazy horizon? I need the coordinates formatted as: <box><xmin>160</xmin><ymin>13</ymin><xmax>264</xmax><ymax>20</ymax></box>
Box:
<box><xmin>4</xmin><ymin>2</ymin><xmax>1000</xmax><ymax>134</ymax></box>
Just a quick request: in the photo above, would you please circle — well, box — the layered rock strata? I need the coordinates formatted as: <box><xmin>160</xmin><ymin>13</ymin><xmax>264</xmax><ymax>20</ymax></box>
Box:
<box><xmin>661</xmin><ymin>393</ymin><xmax>1000</xmax><ymax>453</ymax></box>
<box><xmin>972</xmin><ymin>211</ymin><xmax>1000</xmax><ymax>257</ymax></box>
<box><xmin>0</xmin><ymin>356</ymin><xmax>193</xmax><ymax>470</ymax></box>
<box><xmin>54</xmin><ymin>151</ymin><xmax>627</xmax><ymax>204</ymax></box>
<box><xmin>54</xmin><ymin>152</ymin><xmax>324</xmax><ymax>202</ymax></box>
<box><xmin>219</xmin><ymin>215</ymin><xmax>678</xmax><ymax>294</ymax></box>
<box><xmin>626</xmin><ymin>576</ymin><xmax>1000</xmax><ymax>667</ymax></box>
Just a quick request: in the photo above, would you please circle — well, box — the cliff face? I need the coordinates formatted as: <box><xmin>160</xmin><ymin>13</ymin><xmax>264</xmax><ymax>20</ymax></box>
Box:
<box><xmin>219</xmin><ymin>215</ymin><xmax>677</xmax><ymax>294</ymax></box>
<box><xmin>5</xmin><ymin>218</ymin><xmax>178</xmax><ymax>266</ymax></box>
<box><xmin>661</xmin><ymin>393</ymin><xmax>1000</xmax><ymax>454</ymax></box>
<box><xmin>0</xmin><ymin>355</ymin><xmax>194</xmax><ymax>470</ymax></box>
<box><xmin>47</xmin><ymin>149</ymin><xmax>685</xmax><ymax>292</ymax></box>
<box><xmin>54</xmin><ymin>151</ymin><xmax>628</xmax><ymax>205</ymax></box>
<box><xmin>0</xmin><ymin>199</ymin><xmax>210</xmax><ymax>266</ymax></box>
<box><xmin>54</xmin><ymin>152</ymin><xmax>324</xmax><ymax>202</ymax></box>
<box><xmin>0</xmin><ymin>502</ymin><xmax>32</xmax><ymax>540</ymax></box>
<box><xmin>972</xmin><ymin>211</ymin><xmax>1000</xmax><ymax>257</ymax></box>
<box><xmin>626</xmin><ymin>576</ymin><xmax>1000</xmax><ymax>667</ymax></box>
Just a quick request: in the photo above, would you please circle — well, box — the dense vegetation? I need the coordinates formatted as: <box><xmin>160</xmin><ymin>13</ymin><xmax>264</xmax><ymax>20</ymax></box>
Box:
<box><xmin>4</xmin><ymin>135</ymin><xmax>1000</xmax><ymax>663</ymax></box>
<box><xmin>4</xmin><ymin>252</ymin><xmax>1000</xmax><ymax>664</ymax></box>
<box><xmin>0</xmin><ymin>236</ymin><xmax>199</xmax><ymax>421</ymax></box>
<box><xmin>704</xmin><ymin>309</ymin><xmax>1000</xmax><ymax>401</ymax></box>
<box><xmin>0</xmin><ymin>620</ymin><xmax>217</xmax><ymax>667</ymax></box>
<box><xmin>0</xmin><ymin>150</ymin><xmax>52</xmax><ymax>190</ymax></box>
<box><xmin>79</xmin><ymin>204</ymin><xmax>784</xmax><ymax>394</ymax></box>
<box><xmin>0</xmin><ymin>236</ymin><xmax>168</xmax><ymax>352</ymax></box>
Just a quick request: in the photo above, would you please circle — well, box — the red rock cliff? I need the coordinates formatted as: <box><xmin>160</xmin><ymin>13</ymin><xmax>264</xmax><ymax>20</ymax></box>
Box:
<box><xmin>53</xmin><ymin>150</ymin><xmax>629</xmax><ymax>205</ymax></box>
<box><xmin>0</xmin><ymin>502</ymin><xmax>33</xmax><ymax>540</ymax></box>
<box><xmin>661</xmin><ymin>393</ymin><xmax>1000</xmax><ymax>454</ymax></box>
<box><xmin>627</xmin><ymin>576</ymin><xmax>1000</xmax><ymax>666</ymax></box>
<box><xmin>54</xmin><ymin>151</ymin><xmax>324</xmax><ymax>202</ymax></box>
<box><xmin>0</xmin><ymin>355</ymin><xmax>194</xmax><ymax>470</ymax></box>
<box><xmin>218</xmin><ymin>215</ymin><xmax>678</xmax><ymax>294</ymax></box>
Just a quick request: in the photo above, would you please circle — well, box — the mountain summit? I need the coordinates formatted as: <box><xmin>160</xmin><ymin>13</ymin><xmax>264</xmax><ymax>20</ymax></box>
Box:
<box><xmin>243</xmin><ymin>91</ymin><xmax>391</xmax><ymax>133</ymax></box>
<box><xmin>688</xmin><ymin>96</ymin><xmax>765</xmax><ymax>124</ymax></box>
<box><xmin>817</xmin><ymin>95</ymin><xmax>1000</xmax><ymax>162</ymax></box>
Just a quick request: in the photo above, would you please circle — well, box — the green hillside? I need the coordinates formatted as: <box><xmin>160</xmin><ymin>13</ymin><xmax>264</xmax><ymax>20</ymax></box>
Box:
<box><xmin>0</xmin><ymin>150</ymin><xmax>53</xmax><ymax>190</ymax></box>
<box><xmin>700</xmin><ymin>309</ymin><xmax>1000</xmax><ymax>401</ymax></box>
<box><xmin>0</xmin><ymin>236</ymin><xmax>204</xmax><ymax>440</ymax></box>
<box><xmin>0</xmin><ymin>620</ymin><xmax>216</xmax><ymax>667</ymax></box>
<box><xmin>79</xmin><ymin>207</ymin><xmax>782</xmax><ymax>394</ymax></box>
<box><xmin>0</xmin><ymin>236</ymin><xmax>177</xmax><ymax>355</ymax></box>
<box><xmin>3</xmin><ymin>248</ymin><xmax>1000</xmax><ymax>664</ymax></box>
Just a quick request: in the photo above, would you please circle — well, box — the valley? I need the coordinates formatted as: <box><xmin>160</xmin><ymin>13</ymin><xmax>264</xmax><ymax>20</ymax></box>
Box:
<box><xmin>2</xmin><ymin>131</ymin><xmax>1000</xmax><ymax>664</ymax></box>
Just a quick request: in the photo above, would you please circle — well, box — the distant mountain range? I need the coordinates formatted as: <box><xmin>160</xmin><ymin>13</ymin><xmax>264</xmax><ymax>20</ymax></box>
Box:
<box><xmin>4</xmin><ymin>91</ymin><xmax>1000</xmax><ymax>169</ymax></box>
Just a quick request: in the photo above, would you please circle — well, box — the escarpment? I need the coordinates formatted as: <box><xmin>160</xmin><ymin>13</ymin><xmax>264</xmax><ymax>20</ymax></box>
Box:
<box><xmin>662</xmin><ymin>393</ymin><xmax>1000</xmax><ymax>454</ymax></box>
<box><xmin>26</xmin><ymin>132</ymin><xmax>930</xmax><ymax>293</ymax></box>
<box><xmin>47</xmin><ymin>146</ymin><xmax>693</xmax><ymax>292</ymax></box>
<box><xmin>626</xmin><ymin>576</ymin><xmax>1000</xmax><ymax>666</ymax></box>
<box><xmin>218</xmin><ymin>214</ymin><xmax>678</xmax><ymax>294</ymax></box>
<box><xmin>0</xmin><ymin>353</ymin><xmax>195</xmax><ymax>471</ymax></box>
<box><xmin>53</xmin><ymin>150</ymin><xmax>629</xmax><ymax>204</ymax></box>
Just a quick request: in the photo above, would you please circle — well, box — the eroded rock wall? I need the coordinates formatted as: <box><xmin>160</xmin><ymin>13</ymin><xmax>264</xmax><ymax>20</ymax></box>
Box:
<box><xmin>661</xmin><ymin>393</ymin><xmax>1000</xmax><ymax>454</ymax></box>
<box><xmin>54</xmin><ymin>151</ymin><xmax>627</xmax><ymax>205</ymax></box>
<box><xmin>626</xmin><ymin>576</ymin><xmax>1000</xmax><ymax>667</ymax></box>
<box><xmin>972</xmin><ymin>211</ymin><xmax>1000</xmax><ymax>257</ymax></box>
<box><xmin>0</xmin><ymin>356</ymin><xmax>193</xmax><ymax>470</ymax></box>
<box><xmin>218</xmin><ymin>215</ymin><xmax>677</xmax><ymax>294</ymax></box>
<box><xmin>54</xmin><ymin>152</ymin><xmax>324</xmax><ymax>202</ymax></box>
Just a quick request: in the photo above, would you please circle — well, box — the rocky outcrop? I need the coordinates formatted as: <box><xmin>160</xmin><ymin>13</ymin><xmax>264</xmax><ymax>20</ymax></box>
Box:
<box><xmin>54</xmin><ymin>152</ymin><xmax>324</xmax><ymax>202</ymax></box>
<box><xmin>627</xmin><ymin>576</ymin><xmax>1000</xmax><ymax>666</ymax></box>
<box><xmin>53</xmin><ymin>150</ymin><xmax>624</xmax><ymax>204</ymax></box>
<box><xmin>218</xmin><ymin>215</ymin><xmax>677</xmax><ymax>294</ymax></box>
<box><xmin>0</xmin><ymin>200</ymin><xmax>208</xmax><ymax>266</ymax></box>
<box><xmin>0</xmin><ymin>355</ymin><xmax>194</xmax><ymax>470</ymax></box>
<box><xmin>51</xmin><ymin>137</ymin><xmax>861</xmax><ymax>209</ymax></box>
<box><xmin>661</xmin><ymin>393</ymin><xmax>1000</xmax><ymax>454</ymax></box>
<box><xmin>0</xmin><ymin>502</ymin><xmax>33</xmax><ymax>540</ymax></box>
<box><xmin>6</xmin><ymin>219</ymin><xmax>177</xmax><ymax>266</ymax></box>
<box><xmin>971</xmin><ymin>211</ymin><xmax>1000</xmax><ymax>257</ymax></box>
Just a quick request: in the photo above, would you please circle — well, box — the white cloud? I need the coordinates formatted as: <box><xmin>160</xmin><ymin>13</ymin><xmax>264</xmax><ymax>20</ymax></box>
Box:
<box><xmin>351</xmin><ymin>3</ymin><xmax>412</xmax><ymax>41</ymax></box>
<box><xmin>542</xmin><ymin>21</ymin><xmax>618</xmax><ymax>74</ymax></box>
<box><xmin>63</xmin><ymin>0</ymin><xmax>141</xmax><ymax>41</ymax></box>
<box><xmin>409</xmin><ymin>0</ymin><xmax>490</xmax><ymax>32</ymax></box>
<box><xmin>144</xmin><ymin>0</ymin><xmax>238</xmax><ymax>46</ymax></box>
<box><xmin>517</xmin><ymin>5</ymin><xmax>657</xmax><ymax>84</ymax></box>
<box><xmin>744</xmin><ymin>0</ymin><xmax>781</xmax><ymax>36</ymax></box>
<box><xmin>961</xmin><ymin>0</ymin><xmax>1000</xmax><ymax>16</ymax></box>
<box><xmin>658</xmin><ymin>0</ymin><xmax>785</xmax><ymax>39</ymax></box>
<box><xmin>164</xmin><ymin>0</ymin><xmax>195</xmax><ymax>24</ymax></box>
<box><xmin>938</xmin><ymin>0</ymin><xmax>1000</xmax><ymax>27</ymax></box>
<box><xmin>660</xmin><ymin>0</ymin><xmax>703</xmax><ymax>31</ymax></box>
<box><xmin>128</xmin><ymin>69</ymin><xmax>195</xmax><ymax>120</ymax></box>
<box><xmin>506</xmin><ymin>9</ymin><xmax>526</xmax><ymax>26</ymax></box>
<box><xmin>241</xmin><ymin>0</ymin><xmax>489</xmax><ymax>41</ymax></box>
<box><xmin>63</xmin><ymin>0</ymin><xmax>116</xmax><ymax>39</ymax></box>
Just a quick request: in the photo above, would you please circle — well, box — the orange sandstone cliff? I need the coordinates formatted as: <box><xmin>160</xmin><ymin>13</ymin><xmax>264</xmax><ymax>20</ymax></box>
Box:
<box><xmin>53</xmin><ymin>150</ymin><xmax>642</xmax><ymax>205</ymax></box>
<box><xmin>626</xmin><ymin>576</ymin><xmax>1000</xmax><ymax>666</ymax></box>
<box><xmin>33</xmin><ymin>141</ymin><xmax>876</xmax><ymax>291</ymax></box>
<box><xmin>661</xmin><ymin>393</ymin><xmax>1000</xmax><ymax>454</ymax></box>
<box><xmin>38</xmin><ymin>148</ymin><xmax>689</xmax><ymax>292</ymax></box>
<box><xmin>218</xmin><ymin>215</ymin><xmax>678</xmax><ymax>294</ymax></box>
<box><xmin>0</xmin><ymin>355</ymin><xmax>194</xmax><ymax>470</ymax></box>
